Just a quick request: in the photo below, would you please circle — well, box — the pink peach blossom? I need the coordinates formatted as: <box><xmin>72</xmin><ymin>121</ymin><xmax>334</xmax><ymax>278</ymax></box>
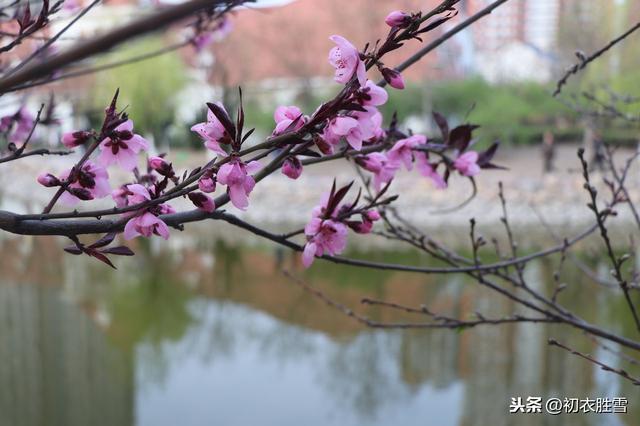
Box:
<box><xmin>416</xmin><ymin>153</ymin><xmax>447</xmax><ymax>189</ymax></box>
<box><xmin>123</xmin><ymin>184</ymin><xmax>151</xmax><ymax>204</ymax></box>
<box><xmin>454</xmin><ymin>151</ymin><xmax>481</xmax><ymax>176</ymax></box>
<box><xmin>188</xmin><ymin>192</ymin><xmax>216</xmax><ymax>213</ymax></box>
<box><xmin>328</xmin><ymin>35</ymin><xmax>366</xmax><ymax>85</ymax></box>
<box><xmin>322</xmin><ymin>116</ymin><xmax>358</xmax><ymax>148</ymax></box>
<box><xmin>368</xmin><ymin>109</ymin><xmax>386</xmax><ymax>142</ymax></box>
<box><xmin>282</xmin><ymin>156</ymin><xmax>303</xmax><ymax>179</ymax></box>
<box><xmin>355</xmin><ymin>80</ymin><xmax>388</xmax><ymax>107</ymax></box>
<box><xmin>97</xmin><ymin>120</ymin><xmax>149</xmax><ymax>171</ymax></box>
<box><xmin>359</xmin><ymin>152</ymin><xmax>399</xmax><ymax>191</ymax></box>
<box><xmin>387</xmin><ymin>134</ymin><xmax>426</xmax><ymax>170</ymax></box>
<box><xmin>198</xmin><ymin>170</ymin><xmax>216</xmax><ymax>193</ymax></box>
<box><xmin>59</xmin><ymin>161</ymin><xmax>110</xmax><ymax>205</ymax></box>
<box><xmin>191</xmin><ymin>102</ymin><xmax>232</xmax><ymax>156</ymax></box>
<box><xmin>217</xmin><ymin>159</ymin><xmax>261</xmax><ymax>210</ymax></box>
<box><xmin>273</xmin><ymin>105</ymin><xmax>307</xmax><ymax>135</ymax></box>
<box><xmin>111</xmin><ymin>186</ymin><xmax>129</xmax><ymax>208</ymax></box>
<box><xmin>323</xmin><ymin>107</ymin><xmax>380</xmax><ymax>151</ymax></box>
<box><xmin>1</xmin><ymin>107</ymin><xmax>35</xmax><ymax>144</ymax></box>
<box><xmin>111</xmin><ymin>184</ymin><xmax>153</xmax><ymax>213</ymax></box>
<box><xmin>366</xmin><ymin>210</ymin><xmax>381</xmax><ymax>221</ymax></box>
<box><xmin>302</xmin><ymin>218</ymin><xmax>348</xmax><ymax>267</ymax></box>
<box><xmin>124</xmin><ymin>212</ymin><xmax>170</xmax><ymax>240</ymax></box>
<box><xmin>192</xmin><ymin>17</ymin><xmax>232</xmax><ymax>51</ymax></box>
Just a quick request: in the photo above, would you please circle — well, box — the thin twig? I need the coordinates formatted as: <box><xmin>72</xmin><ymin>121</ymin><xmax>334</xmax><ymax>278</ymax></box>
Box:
<box><xmin>549</xmin><ymin>338</ymin><xmax>640</xmax><ymax>386</ymax></box>
<box><xmin>9</xmin><ymin>41</ymin><xmax>189</xmax><ymax>92</ymax></box>
<box><xmin>553</xmin><ymin>20</ymin><xmax>640</xmax><ymax>97</ymax></box>
<box><xmin>578</xmin><ymin>148</ymin><xmax>640</xmax><ymax>332</ymax></box>
<box><xmin>377</xmin><ymin>0</ymin><xmax>512</xmax><ymax>87</ymax></box>
<box><xmin>5</xmin><ymin>0</ymin><xmax>103</xmax><ymax>78</ymax></box>
<box><xmin>0</xmin><ymin>0</ymin><xmax>249</xmax><ymax>93</ymax></box>
<box><xmin>284</xmin><ymin>270</ymin><xmax>556</xmax><ymax>329</ymax></box>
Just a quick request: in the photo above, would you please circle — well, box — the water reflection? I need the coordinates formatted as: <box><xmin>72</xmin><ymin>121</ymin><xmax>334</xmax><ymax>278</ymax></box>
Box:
<box><xmin>0</xmin><ymin>231</ymin><xmax>639</xmax><ymax>426</ymax></box>
<box><xmin>0</xmin><ymin>284</ymin><xmax>133</xmax><ymax>426</ymax></box>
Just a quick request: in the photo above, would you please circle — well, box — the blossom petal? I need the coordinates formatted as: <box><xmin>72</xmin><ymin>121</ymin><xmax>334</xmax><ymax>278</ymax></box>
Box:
<box><xmin>123</xmin><ymin>217</ymin><xmax>140</xmax><ymax>240</ymax></box>
<box><xmin>302</xmin><ymin>242</ymin><xmax>318</xmax><ymax>268</ymax></box>
<box><xmin>228</xmin><ymin>184</ymin><xmax>249</xmax><ymax>210</ymax></box>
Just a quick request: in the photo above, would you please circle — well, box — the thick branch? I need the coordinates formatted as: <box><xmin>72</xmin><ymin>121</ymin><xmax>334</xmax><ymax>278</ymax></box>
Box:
<box><xmin>0</xmin><ymin>0</ymin><xmax>249</xmax><ymax>93</ymax></box>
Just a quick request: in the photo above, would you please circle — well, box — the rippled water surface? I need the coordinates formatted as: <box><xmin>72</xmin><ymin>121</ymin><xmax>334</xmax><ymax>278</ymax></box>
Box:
<box><xmin>0</xmin><ymin>231</ymin><xmax>639</xmax><ymax>426</ymax></box>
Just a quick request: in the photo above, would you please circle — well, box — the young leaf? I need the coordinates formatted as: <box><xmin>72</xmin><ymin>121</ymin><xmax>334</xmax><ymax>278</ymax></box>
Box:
<box><xmin>206</xmin><ymin>102</ymin><xmax>236</xmax><ymax>140</ymax></box>
<box><xmin>449</xmin><ymin>124</ymin><xmax>479</xmax><ymax>152</ymax></box>
<box><xmin>63</xmin><ymin>246</ymin><xmax>83</xmax><ymax>255</ymax></box>
<box><xmin>432</xmin><ymin>111</ymin><xmax>449</xmax><ymax>142</ymax></box>
<box><xmin>88</xmin><ymin>232</ymin><xmax>116</xmax><ymax>249</ymax></box>
<box><xmin>88</xmin><ymin>251</ymin><xmax>116</xmax><ymax>269</ymax></box>
<box><xmin>102</xmin><ymin>246</ymin><xmax>135</xmax><ymax>256</ymax></box>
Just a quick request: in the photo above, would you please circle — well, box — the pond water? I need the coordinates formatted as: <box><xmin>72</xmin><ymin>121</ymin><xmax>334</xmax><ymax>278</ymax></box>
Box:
<box><xmin>0</xmin><ymin>230</ymin><xmax>639</xmax><ymax>426</ymax></box>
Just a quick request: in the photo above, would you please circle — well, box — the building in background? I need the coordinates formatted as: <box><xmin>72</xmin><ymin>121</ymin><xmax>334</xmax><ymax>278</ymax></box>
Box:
<box><xmin>464</xmin><ymin>0</ymin><xmax>562</xmax><ymax>83</ymax></box>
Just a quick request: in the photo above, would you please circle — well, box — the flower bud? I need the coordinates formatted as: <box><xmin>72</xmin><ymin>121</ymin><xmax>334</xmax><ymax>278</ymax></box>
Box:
<box><xmin>198</xmin><ymin>170</ymin><xmax>217</xmax><ymax>193</ymax></box>
<box><xmin>385</xmin><ymin>11</ymin><xmax>411</xmax><ymax>28</ymax></box>
<box><xmin>61</xmin><ymin>131</ymin><xmax>92</xmax><ymax>148</ymax></box>
<box><xmin>188</xmin><ymin>192</ymin><xmax>216</xmax><ymax>213</ymax></box>
<box><xmin>68</xmin><ymin>187</ymin><xmax>93</xmax><ymax>201</ymax></box>
<box><xmin>365</xmin><ymin>210</ymin><xmax>381</xmax><ymax>221</ymax></box>
<box><xmin>148</xmin><ymin>156</ymin><xmax>173</xmax><ymax>176</ymax></box>
<box><xmin>158</xmin><ymin>203</ymin><xmax>176</xmax><ymax>215</ymax></box>
<box><xmin>37</xmin><ymin>172</ymin><xmax>60</xmax><ymax>187</ymax></box>
<box><xmin>381</xmin><ymin>68</ymin><xmax>405</xmax><ymax>90</ymax></box>
<box><xmin>282</xmin><ymin>156</ymin><xmax>303</xmax><ymax>180</ymax></box>
<box><xmin>348</xmin><ymin>219</ymin><xmax>373</xmax><ymax>234</ymax></box>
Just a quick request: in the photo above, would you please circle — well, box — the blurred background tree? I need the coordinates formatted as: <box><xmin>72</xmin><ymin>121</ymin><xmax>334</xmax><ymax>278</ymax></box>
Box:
<box><xmin>83</xmin><ymin>37</ymin><xmax>190</xmax><ymax>148</ymax></box>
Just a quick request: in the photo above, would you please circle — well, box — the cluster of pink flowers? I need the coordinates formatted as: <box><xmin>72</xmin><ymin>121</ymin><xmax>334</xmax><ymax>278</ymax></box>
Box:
<box><xmin>357</xmin><ymin>133</ymin><xmax>483</xmax><ymax>193</ymax></box>
<box><xmin>38</xmin><ymin>118</ymin><xmax>150</xmax><ymax>208</ymax></box>
<box><xmin>271</xmin><ymin>28</ymin><xmax>406</xmax><ymax>183</ymax></box>
<box><xmin>302</xmin><ymin>185</ymin><xmax>381</xmax><ymax>267</ymax></box>
<box><xmin>297</xmin><ymin>14</ymin><xmax>491</xmax><ymax>267</ymax></box>
<box><xmin>113</xmin><ymin>154</ymin><xmax>222</xmax><ymax>240</ymax></box>
<box><xmin>113</xmin><ymin>184</ymin><xmax>174</xmax><ymax>240</ymax></box>
<box><xmin>303</xmin><ymin>218</ymin><xmax>349</xmax><ymax>268</ymax></box>
<box><xmin>31</xmin><ymin>8</ymin><xmax>497</xmax><ymax>266</ymax></box>
<box><xmin>59</xmin><ymin>161</ymin><xmax>111</xmax><ymax>204</ymax></box>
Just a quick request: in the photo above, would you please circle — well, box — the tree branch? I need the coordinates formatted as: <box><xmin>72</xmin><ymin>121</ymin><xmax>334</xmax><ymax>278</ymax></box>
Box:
<box><xmin>0</xmin><ymin>0</ymin><xmax>250</xmax><ymax>93</ymax></box>
<box><xmin>553</xmin><ymin>20</ymin><xmax>640</xmax><ymax>97</ymax></box>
